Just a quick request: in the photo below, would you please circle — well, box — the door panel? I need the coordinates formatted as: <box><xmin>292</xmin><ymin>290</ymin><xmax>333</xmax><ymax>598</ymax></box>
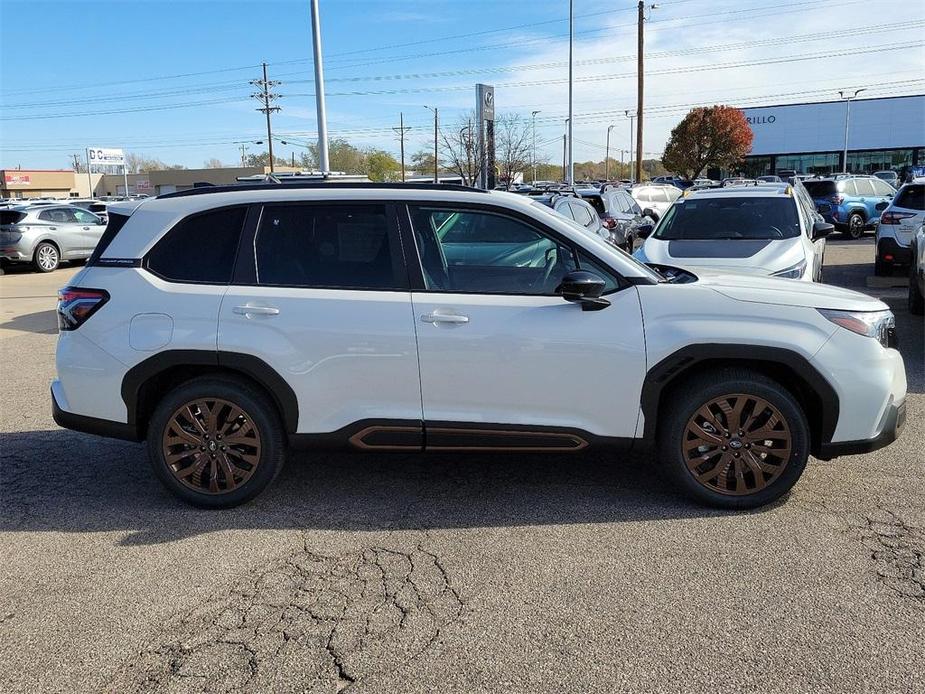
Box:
<box><xmin>219</xmin><ymin>202</ymin><xmax>422</xmax><ymax>434</ymax></box>
<box><xmin>411</xmin><ymin>290</ymin><xmax>646</xmax><ymax>437</ymax></box>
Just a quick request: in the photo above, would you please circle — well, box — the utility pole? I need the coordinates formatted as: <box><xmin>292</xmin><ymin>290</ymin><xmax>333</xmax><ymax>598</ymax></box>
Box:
<box><xmin>605</xmin><ymin>124</ymin><xmax>615</xmax><ymax>180</ymax></box>
<box><xmin>839</xmin><ymin>88</ymin><xmax>866</xmax><ymax>174</ymax></box>
<box><xmin>310</xmin><ymin>0</ymin><xmax>330</xmax><ymax>173</ymax></box>
<box><xmin>70</xmin><ymin>153</ymin><xmax>81</xmax><ymax>172</ymax></box>
<box><xmin>636</xmin><ymin>2</ymin><xmax>657</xmax><ymax>184</ymax></box>
<box><xmin>567</xmin><ymin>0</ymin><xmax>574</xmax><ymax>185</ymax></box>
<box><xmin>561</xmin><ymin>134</ymin><xmax>567</xmax><ymax>182</ymax></box>
<box><xmin>424</xmin><ymin>105</ymin><xmax>439</xmax><ymax>183</ymax></box>
<box><xmin>239</xmin><ymin>144</ymin><xmax>248</xmax><ymax>167</ymax></box>
<box><xmin>392</xmin><ymin>112</ymin><xmax>411</xmax><ymax>182</ymax></box>
<box><xmin>531</xmin><ymin>110</ymin><xmax>540</xmax><ymax>183</ymax></box>
<box><xmin>250</xmin><ymin>63</ymin><xmax>281</xmax><ymax>173</ymax></box>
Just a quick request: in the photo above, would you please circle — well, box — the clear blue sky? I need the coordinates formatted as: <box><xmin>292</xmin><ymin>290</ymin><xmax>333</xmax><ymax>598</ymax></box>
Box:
<box><xmin>1</xmin><ymin>0</ymin><xmax>922</xmax><ymax>170</ymax></box>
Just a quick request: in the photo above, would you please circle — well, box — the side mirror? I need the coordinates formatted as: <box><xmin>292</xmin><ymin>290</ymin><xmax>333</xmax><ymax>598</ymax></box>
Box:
<box><xmin>812</xmin><ymin>221</ymin><xmax>835</xmax><ymax>240</ymax></box>
<box><xmin>642</xmin><ymin>207</ymin><xmax>657</xmax><ymax>220</ymax></box>
<box><xmin>556</xmin><ymin>270</ymin><xmax>610</xmax><ymax>311</ymax></box>
<box><xmin>97</xmin><ymin>217</ymin><xmax>106</xmax><ymax>225</ymax></box>
<box><xmin>875</xmin><ymin>201</ymin><xmax>890</xmax><ymax>212</ymax></box>
<box><xmin>637</xmin><ymin>223</ymin><xmax>654</xmax><ymax>238</ymax></box>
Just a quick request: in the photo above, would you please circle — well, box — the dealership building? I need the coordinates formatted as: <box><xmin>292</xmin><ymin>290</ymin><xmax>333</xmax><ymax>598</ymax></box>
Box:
<box><xmin>733</xmin><ymin>94</ymin><xmax>924</xmax><ymax>178</ymax></box>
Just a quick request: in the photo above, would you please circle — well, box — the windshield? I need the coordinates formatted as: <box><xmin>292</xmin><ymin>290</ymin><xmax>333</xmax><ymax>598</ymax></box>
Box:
<box><xmin>652</xmin><ymin>196</ymin><xmax>801</xmax><ymax>240</ymax></box>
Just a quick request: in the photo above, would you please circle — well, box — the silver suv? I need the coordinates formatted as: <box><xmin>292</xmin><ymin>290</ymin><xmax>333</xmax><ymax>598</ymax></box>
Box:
<box><xmin>0</xmin><ymin>204</ymin><xmax>106</xmax><ymax>272</ymax></box>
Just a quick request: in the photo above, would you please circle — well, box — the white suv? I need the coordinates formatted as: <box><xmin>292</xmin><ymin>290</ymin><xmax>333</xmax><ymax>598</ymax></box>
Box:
<box><xmin>633</xmin><ymin>183</ymin><xmax>832</xmax><ymax>282</ymax></box>
<box><xmin>53</xmin><ymin>183</ymin><xmax>907</xmax><ymax>509</ymax></box>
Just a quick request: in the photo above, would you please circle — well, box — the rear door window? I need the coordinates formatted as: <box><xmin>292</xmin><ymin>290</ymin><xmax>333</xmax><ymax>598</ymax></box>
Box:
<box><xmin>146</xmin><ymin>206</ymin><xmax>247</xmax><ymax>284</ymax></box>
<box><xmin>254</xmin><ymin>204</ymin><xmax>402</xmax><ymax>289</ymax></box>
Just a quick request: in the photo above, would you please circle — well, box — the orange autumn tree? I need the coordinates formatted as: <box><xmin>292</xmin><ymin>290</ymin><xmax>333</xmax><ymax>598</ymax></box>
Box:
<box><xmin>662</xmin><ymin>106</ymin><xmax>753</xmax><ymax>179</ymax></box>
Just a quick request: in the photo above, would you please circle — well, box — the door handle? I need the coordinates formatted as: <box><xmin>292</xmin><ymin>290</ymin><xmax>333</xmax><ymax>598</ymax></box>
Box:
<box><xmin>82</xmin><ymin>226</ymin><xmax>91</xmax><ymax>230</ymax></box>
<box><xmin>233</xmin><ymin>304</ymin><xmax>280</xmax><ymax>317</ymax></box>
<box><xmin>48</xmin><ymin>226</ymin><xmax>57</xmax><ymax>230</ymax></box>
<box><xmin>421</xmin><ymin>312</ymin><xmax>469</xmax><ymax>324</ymax></box>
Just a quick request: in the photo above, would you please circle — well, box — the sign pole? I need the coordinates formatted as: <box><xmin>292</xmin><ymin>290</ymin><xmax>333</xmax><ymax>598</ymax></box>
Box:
<box><xmin>86</xmin><ymin>148</ymin><xmax>93</xmax><ymax>197</ymax></box>
<box><xmin>123</xmin><ymin>161</ymin><xmax>129</xmax><ymax>197</ymax></box>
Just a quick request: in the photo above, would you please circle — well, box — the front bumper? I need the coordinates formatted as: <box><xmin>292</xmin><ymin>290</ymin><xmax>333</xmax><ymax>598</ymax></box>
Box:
<box><xmin>817</xmin><ymin>399</ymin><xmax>905</xmax><ymax>459</ymax></box>
<box><xmin>877</xmin><ymin>236</ymin><xmax>913</xmax><ymax>265</ymax></box>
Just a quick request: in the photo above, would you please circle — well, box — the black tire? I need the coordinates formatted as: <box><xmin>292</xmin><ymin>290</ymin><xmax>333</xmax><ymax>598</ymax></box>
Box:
<box><xmin>146</xmin><ymin>376</ymin><xmax>286</xmax><ymax>508</ymax></box>
<box><xmin>910</xmin><ymin>263</ymin><xmax>924</xmax><ymax>316</ymax></box>
<box><xmin>844</xmin><ymin>212</ymin><xmax>865</xmax><ymax>239</ymax></box>
<box><xmin>33</xmin><ymin>241</ymin><xmax>60</xmax><ymax>272</ymax></box>
<box><xmin>874</xmin><ymin>257</ymin><xmax>891</xmax><ymax>277</ymax></box>
<box><xmin>657</xmin><ymin>369</ymin><xmax>810</xmax><ymax>510</ymax></box>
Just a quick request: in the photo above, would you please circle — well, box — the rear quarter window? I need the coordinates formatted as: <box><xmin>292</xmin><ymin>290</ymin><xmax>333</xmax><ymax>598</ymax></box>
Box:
<box><xmin>895</xmin><ymin>185</ymin><xmax>924</xmax><ymax>211</ymax></box>
<box><xmin>0</xmin><ymin>211</ymin><xmax>26</xmax><ymax>225</ymax></box>
<box><xmin>145</xmin><ymin>206</ymin><xmax>247</xmax><ymax>284</ymax></box>
<box><xmin>803</xmin><ymin>181</ymin><xmax>836</xmax><ymax>197</ymax></box>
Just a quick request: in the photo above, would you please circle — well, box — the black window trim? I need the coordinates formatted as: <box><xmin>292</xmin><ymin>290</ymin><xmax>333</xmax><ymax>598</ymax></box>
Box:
<box><xmin>142</xmin><ymin>203</ymin><xmax>250</xmax><ymax>286</ymax></box>
<box><xmin>398</xmin><ymin>200</ymin><xmax>630</xmax><ymax>297</ymax></box>
<box><xmin>230</xmin><ymin>200</ymin><xmax>410</xmax><ymax>292</ymax></box>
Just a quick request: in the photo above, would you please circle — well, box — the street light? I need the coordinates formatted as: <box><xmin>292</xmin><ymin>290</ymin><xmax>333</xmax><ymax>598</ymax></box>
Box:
<box><xmin>424</xmin><ymin>105</ymin><xmax>439</xmax><ymax>183</ymax></box>
<box><xmin>605</xmin><ymin>124</ymin><xmax>615</xmax><ymax>181</ymax></box>
<box><xmin>625</xmin><ymin>110</ymin><xmax>635</xmax><ymax>183</ymax></box>
<box><xmin>838</xmin><ymin>88</ymin><xmax>866</xmax><ymax>174</ymax></box>
<box><xmin>531</xmin><ymin>110</ymin><xmax>541</xmax><ymax>183</ymax></box>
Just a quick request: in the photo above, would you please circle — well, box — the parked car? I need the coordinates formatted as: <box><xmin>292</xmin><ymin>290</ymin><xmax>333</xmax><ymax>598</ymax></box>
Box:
<box><xmin>757</xmin><ymin>175</ymin><xmax>782</xmax><ymax>183</ymax></box>
<box><xmin>629</xmin><ymin>184</ymin><xmax>681</xmax><ymax>220</ymax></box>
<box><xmin>908</xmin><ymin>223</ymin><xmax>925</xmax><ymax>315</ymax></box>
<box><xmin>0</xmin><ymin>204</ymin><xmax>106</xmax><ymax>272</ymax></box>
<box><xmin>651</xmin><ymin>176</ymin><xmax>693</xmax><ymax>190</ymax></box>
<box><xmin>721</xmin><ymin>178</ymin><xmax>757</xmax><ymax>187</ymax></box>
<box><xmin>873</xmin><ymin>170</ymin><xmax>900</xmax><ymax>189</ymax></box>
<box><xmin>575</xmin><ymin>189</ymin><xmax>655</xmax><ymax>251</ymax></box>
<box><xmin>531</xmin><ymin>192</ymin><xmax>619</xmax><ymax>248</ymax></box>
<box><xmin>803</xmin><ymin>175</ymin><xmax>895</xmax><ymax>239</ymax></box>
<box><xmin>633</xmin><ymin>183</ymin><xmax>833</xmax><ymax>282</ymax></box>
<box><xmin>873</xmin><ymin>181</ymin><xmax>924</xmax><ymax>276</ymax></box>
<box><xmin>51</xmin><ymin>182</ymin><xmax>906</xmax><ymax>511</ymax></box>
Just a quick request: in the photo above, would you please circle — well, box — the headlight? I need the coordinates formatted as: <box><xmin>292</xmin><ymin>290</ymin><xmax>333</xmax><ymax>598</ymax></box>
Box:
<box><xmin>818</xmin><ymin>308</ymin><xmax>896</xmax><ymax>348</ymax></box>
<box><xmin>772</xmin><ymin>259</ymin><xmax>806</xmax><ymax>279</ymax></box>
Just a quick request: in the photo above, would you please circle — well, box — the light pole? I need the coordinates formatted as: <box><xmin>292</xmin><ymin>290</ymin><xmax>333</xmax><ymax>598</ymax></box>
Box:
<box><xmin>625</xmin><ymin>110</ymin><xmax>635</xmax><ymax>182</ymax></box>
<box><xmin>563</xmin><ymin>118</ymin><xmax>570</xmax><ymax>183</ymax></box>
<box><xmin>605</xmin><ymin>124</ymin><xmax>615</xmax><ymax>181</ymax></box>
<box><xmin>424</xmin><ymin>105</ymin><xmax>439</xmax><ymax>183</ymax></box>
<box><xmin>531</xmin><ymin>110</ymin><xmax>541</xmax><ymax>183</ymax></box>
<box><xmin>567</xmin><ymin>0</ymin><xmax>574</xmax><ymax>185</ymax></box>
<box><xmin>839</xmin><ymin>88</ymin><xmax>866</xmax><ymax>174</ymax></box>
<box><xmin>310</xmin><ymin>0</ymin><xmax>330</xmax><ymax>173</ymax></box>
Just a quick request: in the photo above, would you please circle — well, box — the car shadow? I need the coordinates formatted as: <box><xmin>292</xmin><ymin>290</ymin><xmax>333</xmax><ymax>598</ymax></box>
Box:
<box><xmin>0</xmin><ymin>429</ymin><xmax>765</xmax><ymax>545</ymax></box>
<box><xmin>0</xmin><ymin>309</ymin><xmax>58</xmax><ymax>335</ymax></box>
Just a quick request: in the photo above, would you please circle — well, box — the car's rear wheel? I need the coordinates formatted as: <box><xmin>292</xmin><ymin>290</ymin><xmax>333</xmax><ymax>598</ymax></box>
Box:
<box><xmin>909</xmin><ymin>262</ymin><xmax>924</xmax><ymax>315</ymax></box>
<box><xmin>658</xmin><ymin>370</ymin><xmax>810</xmax><ymax>509</ymax></box>
<box><xmin>147</xmin><ymin>376</ymin><xmax>286</xmax><ymax>508</ymax></box>
<box><xmin>845</xmin><ymin>212</ymin><xmax>865</xmax><ymax>239</ymax></box>
<box><xmin>33</xmin><ymin>242</ymin><xmax>59</xmax><ymax>272</ymax></box>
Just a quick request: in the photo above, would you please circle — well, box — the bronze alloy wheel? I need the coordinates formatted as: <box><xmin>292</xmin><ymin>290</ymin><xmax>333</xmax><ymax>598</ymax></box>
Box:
<box><xmin>681</xmin><ymin>393</ymin><xmax>792</xmax><ymax>496</ymax></box>
<box><xmin>161</xmin><ymin>398</ymin><xmax>262</xmax><ymax>495</ymax></box>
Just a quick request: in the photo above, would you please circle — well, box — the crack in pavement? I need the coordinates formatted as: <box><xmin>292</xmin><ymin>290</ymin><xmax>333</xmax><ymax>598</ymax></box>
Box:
<box><xmin>108</xmin><ymin>537</ymin><xmax>464</xmax><ymax>692</ymax></box>
<box><xmin>851</xmin><ymin>507</ymin><xmax>924</xmax><ymax>603</ymax></box>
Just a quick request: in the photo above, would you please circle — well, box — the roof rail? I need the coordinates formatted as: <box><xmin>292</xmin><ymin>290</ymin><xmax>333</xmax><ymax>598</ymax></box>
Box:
<box><xmin>157</xmin><ymin>181</ymin><xmax>490</xmax><ymax>199</ymax></box>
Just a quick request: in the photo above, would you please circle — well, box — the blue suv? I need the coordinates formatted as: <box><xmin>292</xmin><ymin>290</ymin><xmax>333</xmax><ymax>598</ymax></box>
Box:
<box><xmin>803</xmin><ymin>175</ymin><xmax>896</xmax><ymax>239</ymax></box>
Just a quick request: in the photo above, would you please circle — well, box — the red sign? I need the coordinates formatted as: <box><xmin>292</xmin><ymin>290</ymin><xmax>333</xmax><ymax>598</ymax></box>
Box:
<box><xmin>4</xmin><ymin>173</ymin><xmax>31</xmax><ymax>185</ymax></box>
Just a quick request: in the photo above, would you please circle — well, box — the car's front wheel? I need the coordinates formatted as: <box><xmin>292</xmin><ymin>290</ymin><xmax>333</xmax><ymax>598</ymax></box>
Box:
<box><xmin>146</xmin><ymin>376</ymin><xmax>286</xmax><ymax>508</ymax></box>
<box><xmin>658</xmin><ymin>370</ymin><xmax>810</xmax><ymax>509</ymax></box>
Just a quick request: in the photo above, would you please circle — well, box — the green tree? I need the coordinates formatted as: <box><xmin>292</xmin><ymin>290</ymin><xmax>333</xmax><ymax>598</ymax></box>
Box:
<box><xmin>365</xmin><ymin>149</ymin><xmax>401</xmax><ymax>182</ymax></box>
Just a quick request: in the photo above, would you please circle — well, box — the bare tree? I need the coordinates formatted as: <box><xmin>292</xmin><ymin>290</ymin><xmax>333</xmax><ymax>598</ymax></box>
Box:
<box><xmin>495</xmin><ymin>113</ymin><xmax>532</xmax><ymax>185</ymax></box>
<box><xmin>439</xmin><ymin>111</ymin><xmax>483</xmax><ymax>186</ymax></box>
<box><xmin>203</xmin><ymin>158</ymin><xmax>225</xmax><ymax>169</ymax></box>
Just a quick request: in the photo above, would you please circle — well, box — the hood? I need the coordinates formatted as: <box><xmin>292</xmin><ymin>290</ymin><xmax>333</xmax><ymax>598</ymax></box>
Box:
<box><xmin>639</xmin><ymin>237</ymin><xmax>805</xmax><ymax>275</ymax></box>
<box><xmin>693</xmin><ymin>269</ymin><xmax>887</xmax><ymax>311</ymax></box>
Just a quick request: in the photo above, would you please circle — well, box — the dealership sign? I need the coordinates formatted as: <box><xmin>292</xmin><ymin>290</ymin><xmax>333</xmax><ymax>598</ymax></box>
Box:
<box><xmin>746</xmin><ymin>115</ymin><xmax>776</xmax><ymax>125</ymax></box>
<box><xmin>87</xmin><ymin>147</ymin><xmax>125</xmax><ymax>166</ymax></box>
<box><xmin>4</xmin><ymin>173</ymin><xmax>31</xmax><ymax>185</ymax></box>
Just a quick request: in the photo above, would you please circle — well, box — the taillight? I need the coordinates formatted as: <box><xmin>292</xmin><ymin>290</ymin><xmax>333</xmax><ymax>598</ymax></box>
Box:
<box><xmin>880</xmin><ymin>211</ymin><xmax>915</xmax><ymax>225</ymax></box>
<box><xmin>57</xmin><ymin>287</ymin><xmax>109</xmax><ymax>331</ymax></box>
<box><xmin>829</xmin><ymin>195</ymin><xmax>844</xmax><ymax>205</ymax></box>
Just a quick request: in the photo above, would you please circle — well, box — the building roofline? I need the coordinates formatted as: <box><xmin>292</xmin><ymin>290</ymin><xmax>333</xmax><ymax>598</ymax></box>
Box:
<box><xmin>739</xmin><ymin>93</ymin><xmax>924</xmax><ymax>112</ymax></box>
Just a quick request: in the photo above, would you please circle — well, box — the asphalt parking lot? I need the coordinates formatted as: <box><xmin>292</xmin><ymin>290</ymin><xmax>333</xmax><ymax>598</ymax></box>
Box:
<box><xmin>1</xmin><ymin>238</ymin><xmax>922</xmax><ymax>694</ymax></box>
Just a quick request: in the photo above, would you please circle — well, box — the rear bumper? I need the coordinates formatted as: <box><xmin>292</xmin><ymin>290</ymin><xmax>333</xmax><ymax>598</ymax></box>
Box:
<box><xmin>877</xmin><ymin>236</ymin><xmax>913</xmax><ymax>264</ymax></box>
<box><xmin>51</xmin><ymin>383</ymin><xmax>140</xmax><ymax>442</ymax></box>
<box><xmin>817</xmin><ymin>399</ymin><xmax>905</xmax><ymax>459</ymax></box>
